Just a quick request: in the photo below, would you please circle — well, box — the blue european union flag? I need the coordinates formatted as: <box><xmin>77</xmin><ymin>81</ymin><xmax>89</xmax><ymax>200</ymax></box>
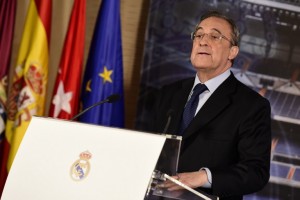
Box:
<box><xmin>79</xmin><ymin>0</ymin><xmax>124</xmax><ymax>127</ymax></box>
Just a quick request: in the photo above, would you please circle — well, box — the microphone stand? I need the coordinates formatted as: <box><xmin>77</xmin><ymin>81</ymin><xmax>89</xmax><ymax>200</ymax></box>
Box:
<box><xmin>70</xmin><ymin>99</ymin><xmax>109</xmax><ymax>121</ymax></box>
<box><xmin>70</xmin><ymin>94</ymin><xmax>120</xmax><ymax>121</ymax></box>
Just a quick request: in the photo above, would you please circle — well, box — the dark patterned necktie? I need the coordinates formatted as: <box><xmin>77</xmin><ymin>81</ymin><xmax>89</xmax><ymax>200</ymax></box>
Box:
<box><xmin>179</xmin><ymin>83</ymin><xmax>208</xmax><ymax>134</ymax></box>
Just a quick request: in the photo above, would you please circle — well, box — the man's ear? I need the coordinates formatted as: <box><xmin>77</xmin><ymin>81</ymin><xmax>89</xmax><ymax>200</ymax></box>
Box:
<box><xmin>228</xmin><ymin>46</ymin><xmax>239</xmax><ymax>60</ymax></box>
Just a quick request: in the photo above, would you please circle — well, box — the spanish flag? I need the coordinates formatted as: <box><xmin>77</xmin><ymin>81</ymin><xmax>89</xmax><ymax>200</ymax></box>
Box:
<box><xmin>5</xmin><ymin>0</ymin><xmax>51</xmax><ymax>173</ymax></box>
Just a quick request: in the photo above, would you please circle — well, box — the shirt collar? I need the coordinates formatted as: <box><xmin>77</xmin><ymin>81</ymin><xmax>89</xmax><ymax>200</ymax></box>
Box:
<box><xmin>193</xmin><ymin>69</ymin><xmax>231</xmax><ymax>93</ymax></box>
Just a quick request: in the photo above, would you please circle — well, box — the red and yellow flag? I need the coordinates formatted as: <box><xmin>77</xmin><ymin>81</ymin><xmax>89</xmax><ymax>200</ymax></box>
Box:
<box><xmin>5</xmin><ymin>0</ymin><xmax>51</xmax><ymax>171</ymax></box>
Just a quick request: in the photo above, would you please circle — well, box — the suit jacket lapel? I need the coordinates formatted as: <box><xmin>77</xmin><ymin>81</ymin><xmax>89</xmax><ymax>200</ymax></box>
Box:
<box><xmin>183</xmin><ymin>73</ymin><xmax>238</xmax><ymax>139</ymax></box>
<box><xmin>167</xmin><ymin>79</ymin><xmax>194</xmax><ymax>134</ymax></box>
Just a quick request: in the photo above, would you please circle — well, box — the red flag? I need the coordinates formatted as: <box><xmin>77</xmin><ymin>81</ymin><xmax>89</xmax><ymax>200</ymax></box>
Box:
<box><xmin>0</xmin><ymin>0</ymin><xmax>17</xmax><ymax>195</ymax></box>
<box><xmin>49</xmin><ymin>0</ymin><xmax>86</xmax><ymax>119</ymax></box>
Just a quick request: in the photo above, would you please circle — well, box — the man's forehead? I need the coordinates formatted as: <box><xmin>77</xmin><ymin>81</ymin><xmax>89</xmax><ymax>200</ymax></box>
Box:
<box><xmin>196</xmin><ymin>17</ymin><xmax>231</xmax><ymax>31</ymax></box>
<box><xmin>195</xmin><ymin>26</ymin><xmax>222</xmax><ymax>35</ymax></box>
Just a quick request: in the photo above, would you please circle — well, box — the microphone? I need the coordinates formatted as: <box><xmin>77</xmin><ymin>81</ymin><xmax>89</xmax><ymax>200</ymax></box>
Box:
<box><xmin>71</xmin><ymin>94</ymin><xmax>120</xmax><ymax>121</ymax></box>
<box><xmin>163</xmin><ymin>109</ymin><xmax>174</xmax><ymax>133</ymax></box>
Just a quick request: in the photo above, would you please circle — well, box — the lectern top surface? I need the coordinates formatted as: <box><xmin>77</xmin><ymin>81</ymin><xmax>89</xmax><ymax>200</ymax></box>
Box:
<box><xmin>1</xmin><ymin>116</ymin><xmax>166</xmax><ymax>200</ymax></box>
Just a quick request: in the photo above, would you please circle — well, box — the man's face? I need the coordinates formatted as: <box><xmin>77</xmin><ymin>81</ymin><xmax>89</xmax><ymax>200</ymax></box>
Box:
<box><xmin>190</xmin><ymin>17</ymin><xmax>239</xmax><ymax>78</ymax></box>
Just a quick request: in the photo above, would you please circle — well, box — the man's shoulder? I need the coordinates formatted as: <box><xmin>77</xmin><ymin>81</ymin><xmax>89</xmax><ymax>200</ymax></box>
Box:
<box><xmin>233</xmin><ymin>76</ymin><xmax>270</xmax><ymax>104</ymax></box>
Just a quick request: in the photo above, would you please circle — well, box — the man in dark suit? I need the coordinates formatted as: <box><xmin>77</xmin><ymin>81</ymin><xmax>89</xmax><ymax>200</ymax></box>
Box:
<box><xmin>147</xmin><ymin>11</ymin><xmax>271</xmax><ymax>200</ymax></box>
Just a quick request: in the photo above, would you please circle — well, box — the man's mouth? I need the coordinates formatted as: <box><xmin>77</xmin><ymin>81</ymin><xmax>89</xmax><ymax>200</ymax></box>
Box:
<box><xmin>197</xmin><ymin>52</ymin><xmax>210</xmax><ymax>55</ymax></box>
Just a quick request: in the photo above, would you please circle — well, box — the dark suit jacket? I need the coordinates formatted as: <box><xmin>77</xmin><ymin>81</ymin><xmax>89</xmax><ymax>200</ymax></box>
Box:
<box><xmin>148</xmin><ymin>73</ymin><xmax>271</xmax><ymax>200</ymax></box>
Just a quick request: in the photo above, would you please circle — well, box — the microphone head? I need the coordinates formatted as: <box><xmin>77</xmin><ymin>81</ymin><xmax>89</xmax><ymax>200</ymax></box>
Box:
<box><xmin>167</xmin><ymin>109</ymin><xmax>174</xmax><ymax>117</ymax></box>
<box><xmin>107</xmin><ymin>94</ymin><xmax>120</xmax><ymax>103</ymax></box>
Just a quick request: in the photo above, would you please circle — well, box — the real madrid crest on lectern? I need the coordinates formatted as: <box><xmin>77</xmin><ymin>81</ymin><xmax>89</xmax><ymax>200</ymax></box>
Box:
<box><xmin>70</xmin><ymin>151</ymin><xmax>92</xmax><ymax>181</ymax></box>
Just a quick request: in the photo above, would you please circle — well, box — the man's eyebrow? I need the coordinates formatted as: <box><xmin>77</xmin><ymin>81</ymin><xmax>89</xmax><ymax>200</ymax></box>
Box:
<box><xmin>211</xmin><ymin>28</ymin><xmax>222</xmax><ymax>34</ymax></box>
<box><xmin>195</xmin><ymin>26</ymin><xmax>203</xmax><ymax>31</ymax></box>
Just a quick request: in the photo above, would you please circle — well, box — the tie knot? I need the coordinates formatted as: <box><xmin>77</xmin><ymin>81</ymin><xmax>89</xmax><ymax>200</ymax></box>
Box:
<box><xmin>192</xmin><ymin>83</ymin><xmax>208</xmax><ymax>97</ymax></box>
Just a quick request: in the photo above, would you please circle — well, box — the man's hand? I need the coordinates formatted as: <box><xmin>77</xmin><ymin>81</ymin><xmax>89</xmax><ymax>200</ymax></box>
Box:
<box><xmin>160</xmin><ymin>170</ymin><xmax>209</xmax><ymax>191</ymax></box>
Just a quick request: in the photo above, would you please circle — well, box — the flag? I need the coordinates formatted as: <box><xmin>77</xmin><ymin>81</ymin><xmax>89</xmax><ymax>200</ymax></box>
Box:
<box><xmin>79</xmin><ymin>0</ymin><xmax>124</xmax><ymax>127</ymax></box>
<box><xmin>0</xmin><ymin>0</ymin><xmax>17</xmax><ymax>195</ymax></box>
<box><xmin>49</xmin><ymin>0</ymin><xmax>85</xmax><ymax>119</ymax></box>
<box><xmin>0</xmin><ymin>0</ymin><xmax>16</xmax><ymax>146</ymax></box>
<box><xmin>5</xmin><ymin>0</ymin><xmax>51</xmax><ymax>172</ymax></box>
<box><xmin>0</xmin><ymin>0</ymin><xmax>17</xmax><ymax>148</ymax></box>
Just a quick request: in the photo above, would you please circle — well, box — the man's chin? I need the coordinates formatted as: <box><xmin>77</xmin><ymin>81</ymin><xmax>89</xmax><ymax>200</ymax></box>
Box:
<box><xmin>193</xmin><ymin>65</ymin><xmax>212</xmax><ymax>71</ymax></box>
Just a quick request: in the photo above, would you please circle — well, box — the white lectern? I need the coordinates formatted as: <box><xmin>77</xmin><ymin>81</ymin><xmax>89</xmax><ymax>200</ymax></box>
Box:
<box><xmin>1</xmin><ymin>116</ymin><xmax>166</xmax><ymax>200</ymax></box>
<box><xmin>1</xmin><ymin>116</ymin><xmax>218</xmax><ymax>200</ymax></box>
